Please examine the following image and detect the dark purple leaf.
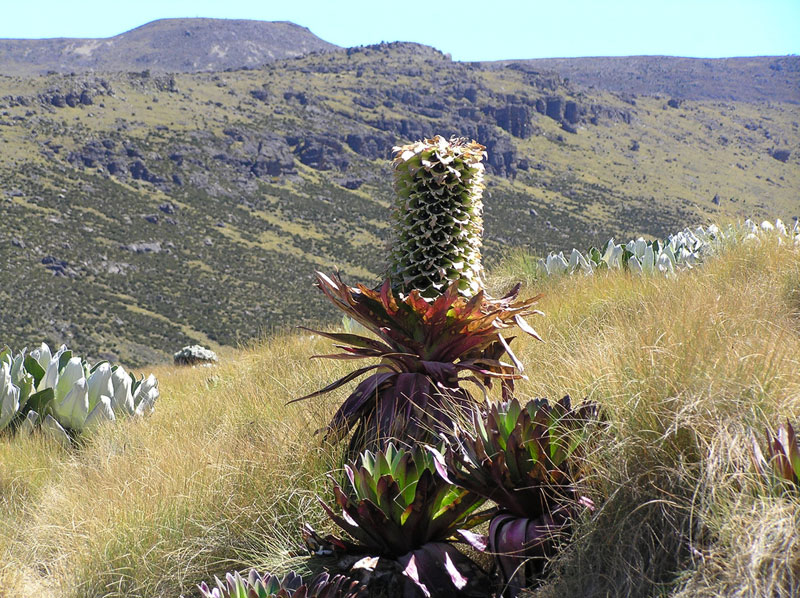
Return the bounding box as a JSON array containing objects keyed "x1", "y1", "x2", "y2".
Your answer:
[
  {"x1": 398, "y1": 542, "x2": 487, "y2": 598},
  {"x1": 298, "y1": 326, "x2": 394, "y2": 352},
  {"x1": 288, "y1": 365, "x2": 387, "y2": 404}
]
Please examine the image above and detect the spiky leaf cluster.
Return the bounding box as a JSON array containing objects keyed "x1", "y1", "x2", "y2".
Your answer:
[
  {"x1": 432, "y1": 397, "x2": 598, "y2": 597},
  {"x1": 293, "y1": 272, "x2": 542, "y2": 452},
  {"x1": 434, "y1": 396, "x2": 598, "y2": 519},
  {"x1": 197, "y1": 569, "x2": 365, "y2": 598},
  {"x1": 312, "y1": 443, "x2": 490, "y2": 597},
  {"x1": 320, "y1": 443, "x2": 486, "y2": 556},
  {"x1": 389, "y1": 136, "x2": 487, "y2": 299},
  {"x1": 538, "y1": 218, "x2": 800, "y2": 278},
  {"x1": 0, "y1": 347, "x2": 33, "y2": 430}
]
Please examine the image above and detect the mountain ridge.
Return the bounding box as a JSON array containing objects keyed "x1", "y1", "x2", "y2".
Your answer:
[
  {"x1": 489, "y1": 55, "x2": 800, "y2": 103},
  {"x1": 0, "y1": 18, "x2": 339, "y2": 76},
  {"x1": 1, "y1": 18, "x2": 797, "y2": 105}
]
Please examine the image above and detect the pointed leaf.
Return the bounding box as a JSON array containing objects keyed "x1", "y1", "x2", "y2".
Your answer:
[
  {"x1": 23, "y1": 355, "x2": 45, "y2": 386},
  {"x1": 287, "y1": 365, "x2": 386, "y2": 404}
]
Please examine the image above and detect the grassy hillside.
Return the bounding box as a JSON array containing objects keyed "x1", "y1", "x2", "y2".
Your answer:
[
  {"x1": 1, "y1": 44, "x2": 798, "y2": 365},
  {"x1": 0, "y1": 238, "x2": 798, "y2": 597}
]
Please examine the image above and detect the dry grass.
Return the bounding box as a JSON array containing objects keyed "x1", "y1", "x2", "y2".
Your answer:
[
  {"x1": 491, "y1": 239, "x2": 800, "y2": 597},
  {"x1": 2, "y1": 239, "x2": 799, "y2": 597},
  {"x1": 0, "y1": 332, "x2": 353, "y2": 597}
]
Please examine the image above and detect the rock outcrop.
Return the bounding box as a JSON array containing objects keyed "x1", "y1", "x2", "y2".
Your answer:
[{"x1": 173, "y1": 345, "x2": 218, "y2": 366}]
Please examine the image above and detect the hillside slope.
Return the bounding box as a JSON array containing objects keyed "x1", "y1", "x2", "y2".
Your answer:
[
  {"x1": 0, "y1": 43, "x2": 798, "y2": 365},
  {"x1": 0, "y1": 18, "x2": 338, "y2": 76},
  {"x1": 1, "y1": 240, "x2": 797, "y2": 597}
]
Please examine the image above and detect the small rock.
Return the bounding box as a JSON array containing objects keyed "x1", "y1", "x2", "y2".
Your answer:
[
  {"x1": 173, "y1": 345, "x2": 218, "y2": 366},
  {"x1": 561, "y1": 121, "x2": 578, "y2": 134},
  {"x1": 337, "y1": 177, "x2": 364, "y2": 190},
  {"x1": 250, "y1": 88, "x2": 270, "y2": 102},
  {"x1": 41, "y1": 255, "x2": 75, "y2": 277},
  {"x1": 771, "y1": 149, "x2": 791, "y2": 163},
  {"x1": 545, "y1": 96, "x2": 564, "y2": 120},
  {"x1": 64, "y1": 92, "x2": 80, "y2": 108},
  {"x1": 564, "y1": 101, "x2": 580, "y2": 124},
  {"x1": 121, "y1": 241, "x2": 162, "y2": 254},
  {"x1": 129, "y1": 160, "x2": 164, "y2": 183},
  {"x1": 494, "y1": 103, "x2": 532, "y2": 138}
]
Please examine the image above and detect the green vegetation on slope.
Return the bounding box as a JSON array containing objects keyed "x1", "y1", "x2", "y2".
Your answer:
[
  {"x1": 0, "y1": 238, "x2": 797, "y2": 597},
  {"x1": 1, "y1": 44, "x2": 798, "y2": 364}
]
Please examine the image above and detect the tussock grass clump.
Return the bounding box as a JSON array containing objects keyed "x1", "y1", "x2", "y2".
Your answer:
[
  {"x1": 491, "y1": 240, "x2": 800, "y2": 597},
  {"x1": 0, "y1": 240, "x2": 798, "y2": 597}
]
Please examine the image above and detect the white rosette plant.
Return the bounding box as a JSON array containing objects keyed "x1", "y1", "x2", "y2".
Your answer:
[
  {"x1": 0, "y1": 343, "x2": 159, "y2": 445},
  {"x1": 537, "y1": 218, "x2": 799, "y2": 278},
  {"x1": 0, "y1": 361, "x2": 21, "y2": 431},
  {"x1": 0, "y1": 347, "x2": 35, "y2": 431}
]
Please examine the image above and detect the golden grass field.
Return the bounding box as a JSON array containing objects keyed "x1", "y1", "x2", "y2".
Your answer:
[{"x1": 1, "y1": 238, "x2": 799, "y2": 597}]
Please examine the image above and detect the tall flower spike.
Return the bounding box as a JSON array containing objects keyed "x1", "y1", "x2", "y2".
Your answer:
[{"x1": 390, "y1": 136, "x2": 487, "y2": 299}]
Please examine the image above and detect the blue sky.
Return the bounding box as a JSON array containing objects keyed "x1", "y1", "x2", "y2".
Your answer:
[{"x1": 1, "y1": 0, "x2": 798, "y2": 61}]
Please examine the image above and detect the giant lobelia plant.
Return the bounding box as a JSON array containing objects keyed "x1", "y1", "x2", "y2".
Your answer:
[
  {"x1": 292, "y1": 274, "x2": 542, "y2": 454},
  {"x1": 389, "y1": 136, "x2": 486, "y2": 299},
  {"x1": 292, "y1": 137, "x2": 543, "y2": 454},
  {"x1": 306, "y1": 443, "x2": 490, "y2": 597},
  {"x1": 431, "y1": 397, "x2": 598, "y2": 597}
]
